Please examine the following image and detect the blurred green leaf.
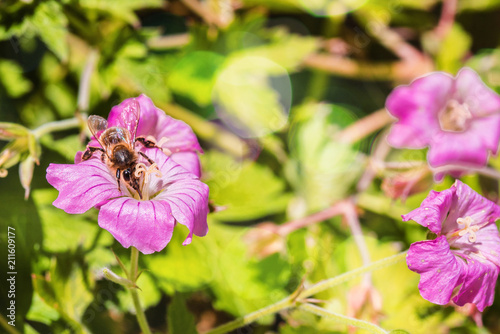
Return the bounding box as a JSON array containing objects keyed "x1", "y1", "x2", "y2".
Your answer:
[
  {"x1": 26, "y1": 292, "x2": 60, "y2": 325},
  {"x1": 31, "y1": 1, "x2": 69, "y2": 61},
  {"x1": 167, "y1": 293, "x2": 198, "y2": 334},
  {"x1": 40, "y1": 134, "x2": 84, "y2": 162},
  {"x1": 167, "y1": 51, "x2": 225, "y2": 106},
  {"x1": 32, "y1": 189, "x2": 113, "y2": 253},
  {"x1": 286, "y1": 103, "x2": 362, "y2": 212},
  {"x1": 458, "y1": 0, "x2": 500, "y2": 11},
  {"x1": 146, "y1": 227, "x2": 213, "y2": 293},
  {"x1": 213, "y1": 55, "x2": 290, "y2": 137},
  {"x1": 208, "y1": 223, "x2": 291, "y2": 318},
  {"x1": 80, "y1": 0, "x2": 163, "y2": 24},
  {"x1": 202, "y1": 151, "x2": 291, "y2": 222},
  {"x1": 434, "y1": 24, "x2": 472, "y2": 73},
  {"x1": 0, "y1": 60, "x2": 32, "y2": 97}
]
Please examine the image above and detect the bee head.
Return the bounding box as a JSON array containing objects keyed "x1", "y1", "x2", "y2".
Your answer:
[{"x1": 123, "y1": 168, "x2": 132, "y2": 181}]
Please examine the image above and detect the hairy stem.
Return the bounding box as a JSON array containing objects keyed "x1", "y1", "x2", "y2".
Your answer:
[
  {"x1": 32, "y1": 118, "x2": 82, "y2": 139},
  {"x1": 300, "y1": 303, "x2": 388, "y2": 334},
  {"x1": 129, "y1": 247, "x2": 152, "y2": 334}
]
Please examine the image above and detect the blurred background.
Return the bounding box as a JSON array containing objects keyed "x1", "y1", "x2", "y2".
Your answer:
[{"x1": 1, "y1": 0, "x2": 500, "y2": 333}]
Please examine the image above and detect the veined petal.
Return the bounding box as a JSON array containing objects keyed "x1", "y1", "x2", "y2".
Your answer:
[
  {"x1": 452, "y1": 254, "x2": 499, "y2": 312},
  {"x1": 402, "y1": 188, "x2": 454, "y2": 234},
  {"x1": 442, "y1": 180, "x2": 500, "y2": 235},
  {"x1": 141, "y1": 148, "x2": 209, "y2": 245},
  {"x1": 46, "y1": 158, "x2": 121, "y2": 214},
  {"x1": 98, "y1": 197, "x2": 175, "y2": 254},
  {"x1": 407, "y1": 236, "x2": 465, "y2": 305}
]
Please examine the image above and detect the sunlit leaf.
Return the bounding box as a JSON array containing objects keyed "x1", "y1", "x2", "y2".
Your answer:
[
  {"x1": 31, "y1": 189, "x2": 113, "y2": 253},
  {"x1": 0, "y1": 60, "x2": 32, "y2": 97},
  {"x1": 202, "y1": 151, "x2": 291, "y2": 222}
]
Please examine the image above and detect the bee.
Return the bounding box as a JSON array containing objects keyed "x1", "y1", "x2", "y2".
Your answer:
[{"x1": 81, "y1": 100, "x2": 159, "y2": 199}]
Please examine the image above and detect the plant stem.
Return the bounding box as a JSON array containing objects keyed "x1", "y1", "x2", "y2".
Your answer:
[
  {"x1": 298, "y1": 251, "x2": 407, "y2": 299},
  {"x1": 129, "y1": 247, "x2": 152, "y2": 334},
  {"x1": 337, "y1": 109, "x2": 393, "y2": 144},
  {"x1": 204, "y1": 251, "x2": 408, "y2": 334},
  {"x1": 204, "y1": 297, "x2": 294, "y2": 334},
  {"x1": 299, "y1": 303, "x2": 388, "y2": 334},
  {"x1": 32, "y1": 117, "x2": 82, "y2": 139}
]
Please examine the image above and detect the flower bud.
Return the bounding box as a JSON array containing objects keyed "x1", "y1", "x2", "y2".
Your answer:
[
  {"x1": 102, "y1": 268, "x2": 139, "y2": 289},
  {"x1": 381, "y1": 165, "x2": 433, "y2": 202},
  {"x1": 0, "y1": 122, "x2": 30, "y2": 140}
]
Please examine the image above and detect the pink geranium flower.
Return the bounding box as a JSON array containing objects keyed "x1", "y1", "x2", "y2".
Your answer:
[
  {"x1": 386, "y1": 68, "x2": 500, "y2": 178},
  {"x1": 85, "y1": 94, "x2": 203, "y2": 177},
  {"x1": 47, "y1": 147, "x2": 209, "y2": 254},
  {"x1": 404, "y1": 180, "x2": 500, "y2": 311},
  {"x1": 47, "y1": 96, "x2": 209, "y2": 254}
]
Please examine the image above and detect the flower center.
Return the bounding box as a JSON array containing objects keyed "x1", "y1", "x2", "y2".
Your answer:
[
  {"x1": 438, "y1": 100, "x2": 472, "y2": 132},
  {"x1": 451, "y1": 216, "x2": 480, "y2": 243},
  {"x1": 135, "y1": 162, "x2": 162, "y2": 200}
]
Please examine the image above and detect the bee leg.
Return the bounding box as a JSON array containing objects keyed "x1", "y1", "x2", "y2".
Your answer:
[
  {"x1": 82, "y1": 147, "x2": 105, "y2": 161},
  {"x1": 135, "y1": 136, "x2": 159, "y2": 149},
  {"x1": 138, "y1": 151, "x2": 155, "y2": 165},
  {"x1": 116, "y1": 169, "x2": 121, "y2": 192}
]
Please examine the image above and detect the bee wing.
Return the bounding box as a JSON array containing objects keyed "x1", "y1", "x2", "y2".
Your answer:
[
  {"x1": 87, "y1": 115, "x2": 108, "y2": 145},
  {"x1": 118, "y1": 99, "x2": 140, "y2": 143}
]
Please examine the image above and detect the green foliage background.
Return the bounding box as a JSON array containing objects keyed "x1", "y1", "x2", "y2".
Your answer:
[{"x1": 1, "y1": 0, "x2": 500, "y2": 333}]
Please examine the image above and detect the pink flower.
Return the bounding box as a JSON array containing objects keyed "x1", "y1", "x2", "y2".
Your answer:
[
  {"x1": 85, "y1": 94, "x2": 203, "y2": 177},
  {"x1": 47, "y1": 96, "x2": 209, "y2": 254},
  {"x1": 47, "y1": 148, "x2": 209, "y2": 254},
  {"x1": 386, "y1": 68, "x2": 500, "y2": 178},
  {"x1": 404, "y1": 180, "x2": 500, "y2": 311}
]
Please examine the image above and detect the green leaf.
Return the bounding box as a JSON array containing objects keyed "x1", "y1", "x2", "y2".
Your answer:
[
  {"x1": 286, "y1": 103, "x2": 362, "y2": 212},
  {"x1": 213, "y1": 55, "x2": 290, "y2": 137},
  {"x1": 31, "y1": 1, "x2": 69, "y2": 61},
  {"x1": 80, "y1": 0, "x2": 163, "y2": 24},
  {"x1": 31, "y1": 189, "x2": 113, "y2": 253},
  {"x1": 0, "y1": 60, "x2": 33, "y2": 97},
  {"x1": 201, "y1": 151, "x2": 291, "y2": 222},
  {"x1": 208, "y1": 223, "x2": 291, "y2": 318},
  {"x1": 231, "y1": 30, "x2": 319, "y2": 71},
  {"x1": 145, "y1": 227, "x2": 213, "y2": 293},
  {"x1": 434, "y1": 23, "x2": 472, "y2": 73},
  {"x1": 167, "y1": 51, "x2": 225, "y2": 106},
  {"x1": 26, "y1": 292, "x2": 60, "y2": 325},
  {"x1": 167, "y1": 293, "x2": 198, "y2": 334},
  {"x1": 40, "y1": 134, "x2": 85, "y2": 162},
  {"x1": 458, "y1": 0, "x2": 500, "y2": 11}
]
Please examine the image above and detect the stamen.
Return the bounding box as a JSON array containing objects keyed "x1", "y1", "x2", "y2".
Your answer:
[
  {"x1": 439, "y1": 100, "x2": 472, "y2": 132},
  {"x1": 157, "y1": 137, "x2": 172, "y2": 155},
  {"x1": 456, "y1": 216, "x2": 480, "y2": 243}
]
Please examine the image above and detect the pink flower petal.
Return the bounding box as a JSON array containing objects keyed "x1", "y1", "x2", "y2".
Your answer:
[
  {"x1": 386, "y1": 72, "x2": 453, "y2": 148},
  {"x1": 452, "y1": 254, "x2": 499, "y2": 312},
  {"x1": 455, "y1": 68, "x2": 500, "y2": 116},
  {"x1": 442, "y1": 180, "x2": 500, "y2": 235},
  {"x1": 170, "y1": 151, "x2": 201, "y2": 177},
  {"x1": 98, "y1": 198, "x2": 175, "y2": 254},
  {"x1": 402, "y1": 188, "x2": 454, "y2": 235},
  {"x1": 46, "y1": 158, "x2": 122, "y2": 214},
  {"x1": 407, "y1": 236, "x2": 466, "y2": 306},
  {"x1": 427, "y1": 131, "x2": 489, "y2": 167}
]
